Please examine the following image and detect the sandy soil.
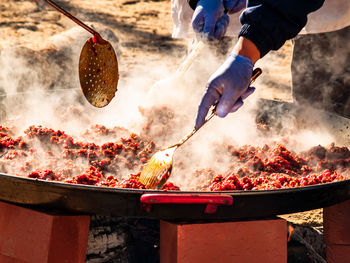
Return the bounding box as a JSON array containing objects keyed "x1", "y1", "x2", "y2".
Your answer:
[
  {"x1": 1, "y1": 0, "x2": 292, "y2": 98},
  {"x1": 1, "y1": 0, "x2": 321, "y2": 227},
  {"x1": 1, "y1": 0, "x2": 187, "y2": 77}
]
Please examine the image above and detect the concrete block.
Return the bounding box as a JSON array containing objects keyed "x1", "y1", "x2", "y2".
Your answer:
[
  {"x1": 160, "y1": 218, "x2": 287, "y2": 263},
  {"x1": 0, "y1": 201, "x2": 90, "y2": 263},
  {"x1": 324, "y1": 200, "x2": 350, "y2": 245},
  {"x1": 326, "y1": 244, "x2": 350, "y2": 263}
]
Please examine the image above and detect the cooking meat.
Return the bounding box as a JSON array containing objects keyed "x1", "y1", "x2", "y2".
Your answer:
[{"x1": 0, "y1": 125, "x2": 348, "y2": 191}]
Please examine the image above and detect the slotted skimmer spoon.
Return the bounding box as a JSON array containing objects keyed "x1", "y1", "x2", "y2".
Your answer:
[
  {"x1": 42, "y1": 0, "x2": 119, "y2": 108},
  {"x1": 139, "y1": 68, "x2": 262, "y2": 189}
]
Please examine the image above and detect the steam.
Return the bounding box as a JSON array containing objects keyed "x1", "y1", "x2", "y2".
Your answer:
[{"x1": 0, "y1": 24, "x2": 345, "y2": 190}]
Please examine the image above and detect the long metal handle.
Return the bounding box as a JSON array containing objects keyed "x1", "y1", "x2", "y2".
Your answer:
[
  {"x1": 43, "y1": 0, "x2": 99, "y2": 37},
  {"x1": 169, "y1": 67, "x2": 262, "y2": 149}
]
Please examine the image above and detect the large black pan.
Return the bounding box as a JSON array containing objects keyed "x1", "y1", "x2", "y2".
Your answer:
[{"x1": 1, "y1": 173, "x2": 350, "y2": 222}]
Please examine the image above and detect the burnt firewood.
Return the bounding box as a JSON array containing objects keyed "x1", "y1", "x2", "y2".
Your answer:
[{"x1": 86, "y1": 216, "x2": 159, "y2": 263}]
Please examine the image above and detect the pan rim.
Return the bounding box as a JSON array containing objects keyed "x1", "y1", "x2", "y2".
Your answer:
[{"x1": 1, "y1": 172, "x2": 349, "y2": 196}]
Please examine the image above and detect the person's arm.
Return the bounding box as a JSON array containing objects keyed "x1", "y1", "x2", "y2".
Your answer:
[
  {"x1": 232, "y1": 36, "x2": 260, "y2": 63},
  {"x1": 195, "y1": 0, "x2": 325, "y2": 129},
  {"x1": 189, "y1": 0, "x2": 246, "y2": 40},
  {"x1": 195, "y1": 41, "x2": 255, "y2": 129},
  {"x1": 239, "y1": 0, "x2": 325, "y2": 57},
  {"x1": 188, "y1": 0, "x2": 246, "y2": 13}
]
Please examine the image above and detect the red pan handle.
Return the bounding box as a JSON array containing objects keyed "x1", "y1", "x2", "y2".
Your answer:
[{"x1": 140, "y1": 194, "x2": 233, "y2": 214}]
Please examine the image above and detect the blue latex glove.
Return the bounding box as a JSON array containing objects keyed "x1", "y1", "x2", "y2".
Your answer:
[
  {"x1": 191, "y1": 0, "x2": 229, "y2": 40},
  {"x1": 223, "y1": 0, "x2": 246, "y2": 14},
  {"x1": 195, "y1": 54, "x2": 254, "y2": 129}
]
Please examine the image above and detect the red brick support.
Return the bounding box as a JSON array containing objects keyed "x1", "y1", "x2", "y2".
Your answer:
[
  {"x1": 160, "y1": 218, "x2": 287, "y2": 263},
  {"x1": 0, "y1": 201, "x2": 90, "y2": 263},
  {"x1": 324, "y1": 199, "x2": 350, "y2": 263}
]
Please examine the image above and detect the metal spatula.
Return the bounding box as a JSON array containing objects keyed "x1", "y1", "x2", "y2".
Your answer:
[
  {"x1": 139, "y1": 68, "x2": 262, "y2": 189},
  {"x1": 42, "y1": 0, "x2": 119, "y2": 108}
]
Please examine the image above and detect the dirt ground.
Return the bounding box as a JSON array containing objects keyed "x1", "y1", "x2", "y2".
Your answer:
[
  {"x1": 1, "y1": 0, "x2": 322, "y2": 227},
  {"x1": 1, "y1": 0, "x2": 186, "y2": 77},
  {"x1": 0, "y1": 0, "x2": 293, "y2": 98}
]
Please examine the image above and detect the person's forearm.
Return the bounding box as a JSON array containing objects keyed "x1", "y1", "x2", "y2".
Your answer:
[
  {"x1": 232, "y1": 37, "x2": 260, "y2": 64},
  {"x1": 239, "y1": 0, "x2": 325, "y2": 57}
]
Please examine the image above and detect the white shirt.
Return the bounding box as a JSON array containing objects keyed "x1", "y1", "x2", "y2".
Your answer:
[{"x1": 171, "y1": 0, "x2": 350, "y2": 38}]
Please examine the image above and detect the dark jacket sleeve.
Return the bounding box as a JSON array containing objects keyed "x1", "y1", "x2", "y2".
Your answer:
[
  {"x1": 188, "y1": 0, "x2": 199, "y2": 11},
  {"x1": 239, "y1": 0, "x2": 325, "y2": 57}
]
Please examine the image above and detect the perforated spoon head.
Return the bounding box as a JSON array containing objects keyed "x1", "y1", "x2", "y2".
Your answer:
[{"x1": 79, "y1": 36, "x2": 119, "y2": 108}]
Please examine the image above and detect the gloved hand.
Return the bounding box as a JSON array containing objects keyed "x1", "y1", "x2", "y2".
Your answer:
[
  {"x1": 191, "y1": 0, "x2": 229, "y2": 40},
  {"x1": 223, "y1": 0, "x2": 246, "y2": 14},
  {"x1": 195, "y1": 54, "x2": 254, "y2": 129}
]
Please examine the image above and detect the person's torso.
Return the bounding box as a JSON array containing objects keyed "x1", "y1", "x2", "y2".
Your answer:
[{"x1": 301, "y1": 0, "x2": 350, "y2": 34}]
